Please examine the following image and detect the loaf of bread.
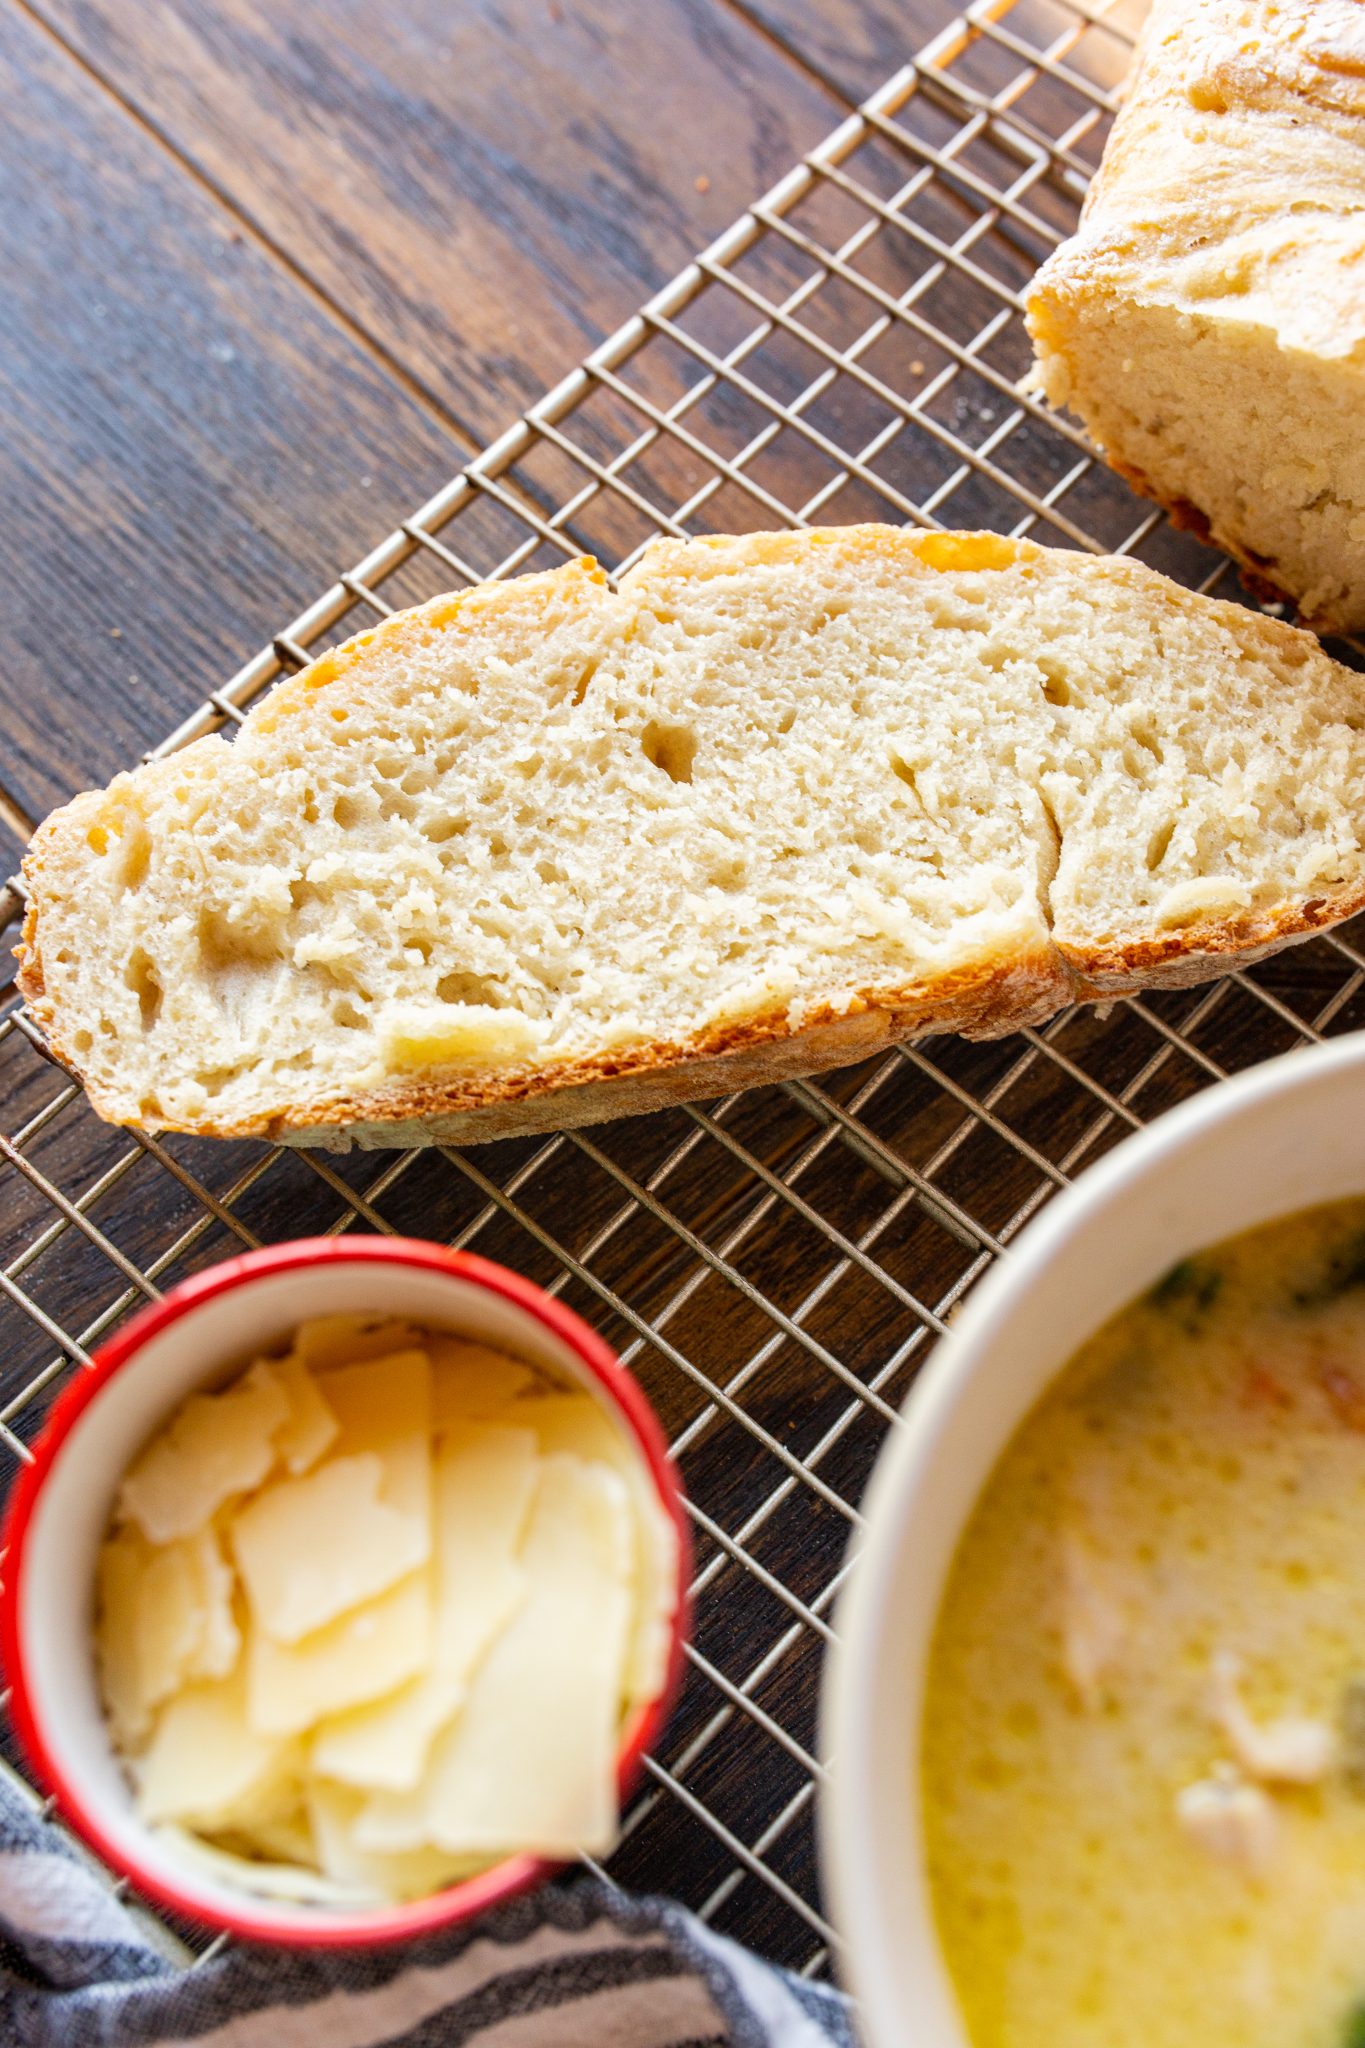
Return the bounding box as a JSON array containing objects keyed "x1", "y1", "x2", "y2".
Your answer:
[
  {"x1": 18, "y1": 526, "x2": 1365, "y2": 1150},
  {"x1": 1025, "y1": 0, "x2": 1365, "y2": 634}
]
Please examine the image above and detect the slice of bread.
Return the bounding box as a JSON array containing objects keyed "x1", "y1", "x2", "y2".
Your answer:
[
  {"x1": 18, "y1": 526, "x2": 1365, "y2": 1150},
  {"x1": 1025, "y1": 0, "x2": 1365, "y2": 634}
]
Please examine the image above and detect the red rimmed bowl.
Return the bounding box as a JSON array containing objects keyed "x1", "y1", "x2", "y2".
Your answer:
[{"x1": 0, "y1": 1237, "x2": 690, "y2": 1946}]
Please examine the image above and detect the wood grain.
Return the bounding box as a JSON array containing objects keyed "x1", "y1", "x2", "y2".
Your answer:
[
  {"x1": 32, "y1": 0, "x2": 844, "y2": 446},
  {"x1": 737, "y1": 0, "x2": 961, "y2": 105},
  {"x1": 0, "y1": 2, "x2": 470, "y2": 824}
]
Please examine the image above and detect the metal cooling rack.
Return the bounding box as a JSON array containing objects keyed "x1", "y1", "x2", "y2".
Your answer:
[{"x1": 4, "y1": 0, "x2": 1365, "y2": 1978}]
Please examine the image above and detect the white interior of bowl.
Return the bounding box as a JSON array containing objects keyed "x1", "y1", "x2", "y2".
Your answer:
[
  {"x1": 822, "y1": 1034, "x2": 1365, "y2": 2048},
  {"x1": 18, "y1": 1259, "x2": 631, "y2": 1933}
]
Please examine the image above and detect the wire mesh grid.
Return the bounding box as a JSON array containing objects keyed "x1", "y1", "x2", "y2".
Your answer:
[{"x1": 4, "y1": 0, "x2": 1365, "y2": 1977}]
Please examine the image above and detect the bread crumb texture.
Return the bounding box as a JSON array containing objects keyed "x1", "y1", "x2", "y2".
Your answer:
[
  {"x1": 1025, "y1": 0, "x2": 1365, "y2": 633},
  {"x1": 18, "y1": 526, "x2": 1365, "y2": 1147}
]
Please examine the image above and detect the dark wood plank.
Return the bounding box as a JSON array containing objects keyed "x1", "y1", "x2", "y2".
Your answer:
[
  {"x1": 32, "y1": 0, "x2": 845, "y2": 446},
  {"x1": 0, "y1": 2, "x2": 470, "y2": 825},
  {"x1": 738, "y1": 0, "x2": 963, "y2": 106}
]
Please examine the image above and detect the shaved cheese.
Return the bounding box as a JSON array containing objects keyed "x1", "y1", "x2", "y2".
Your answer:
[
  {"x1": 139, "y1": 1524, "x2": 240, "y2": 1704},
  {"x1": 225, "y1": 1806, "x2": 316, "y2": 1868},
  {"x1": 98, "y1": 1319, "x2": 674, "y2": 1911},
  {"x1": 429, "y1": 1337, "x2": 534, "y2": 1428},
  {"x1": 316, "y1": 1347, "x2": 434, "y2": 1533},
  {"x1": 318, "y1": 1347, "x2": 431, "y2": 1449},
  {"x1": 154, "y1": 1824, "x2": 375, "y2": 1907},
  {"x1": 136, "y1": 1541, "x2": 203, "y2": 1712},
  {"x1": 96, "y1": 1531, "x2": 152, "y2": 1749},
  {"x1": 97, "y1": 1525, "x2": 240, "y2": 1749},
  {"x1": 119, "y1": 1361, "x2": 290, "y2": 1542},
  {"x1": 269, "y1": 1355, "x2": 339, "y2": 1474},
  {"x1": 507, "y1": 1393, "x2": 679, "y2": 1703},
  {"x1": 187, "y1": 1525, "x2": 241, "y2": 1682},
  {"x1": 357, "y1": 1455, "x2": 632, "y2": 1857},
  {"x1": 247, "y1": 1571, "x2": 431, "y2": 1738},
  {"x1": 291, "y1": 1314, "x2": 423, "y2": 1373},
  {"x1": 231, "y1": 1452, "x2": 429, "y2": 1643},
  {"x1": 311, "y1": 1424, "x2": 537, "y2": 1791},
  {"x1": 137, "y1": 1670, "x2": 297, "y2": 1829},
  {"x1": 306, "y1": 1780, "x2": 489, "y2": 1902}
]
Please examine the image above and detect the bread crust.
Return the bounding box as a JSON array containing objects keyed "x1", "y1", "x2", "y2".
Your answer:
[{"x1": 18, "y1": 524, "x2": 1365, "y2": 1151}]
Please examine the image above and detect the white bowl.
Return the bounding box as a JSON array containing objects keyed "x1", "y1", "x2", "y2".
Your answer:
[
  {"x1": 0, "y1": 1238, "x2": 688, "y2": 1946},
  {"x1": 821, "y1": 1032, "x2": 1365, "y2": 2047}
]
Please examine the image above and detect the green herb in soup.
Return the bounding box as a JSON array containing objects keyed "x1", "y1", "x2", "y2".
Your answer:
[{"x1": 922, "y1": 1195, "x2": 1365, "y2": 2048}]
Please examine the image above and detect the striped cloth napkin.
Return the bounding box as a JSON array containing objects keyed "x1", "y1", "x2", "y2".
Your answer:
[{"x1": 0, "y1": 1780, "x2": 854, "y2": 2047}]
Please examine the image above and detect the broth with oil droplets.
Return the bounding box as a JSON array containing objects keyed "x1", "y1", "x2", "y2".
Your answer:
[{"x1": 923, "y1": 1196, "x2": 1365, "y2": 2048}]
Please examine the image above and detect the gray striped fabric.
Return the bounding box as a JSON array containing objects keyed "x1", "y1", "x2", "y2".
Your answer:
[{"x1": 0, "y1": 1785, "x2": 854, "y2": 2047}]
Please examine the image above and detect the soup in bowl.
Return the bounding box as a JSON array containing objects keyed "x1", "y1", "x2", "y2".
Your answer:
[{"x1": 822, "y1": 1033, "x2": 1365, "y2": 2048}]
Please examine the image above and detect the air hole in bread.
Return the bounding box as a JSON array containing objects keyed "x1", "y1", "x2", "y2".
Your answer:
[
  {"x1": 437, "y1": 970, "x2": 506, "y2": 1008},
  {"x1": 332, "y1": 998, "x2": 366, "y2": 1029},
  {"x1": 709, "y1": 856, "x2": 747, "y2": 892},
  {"x1": 196, "y1": 907, "x2": 285, "y2": 977},
  {"x1": 199, "y1": 1065, "x2": 245, "y2": 1098},
  {"x1": 333, "y1": 793, "x2": 368, "y2": 831},
  {"x1": 406, "y1": 936, "x2": 435, "y2": 965},
  {"x1": 775, "y1": 706, "x2": 797, "y2": 736},
  {"x1": 567, "y1": 657, "x2": 599, "y2": 705},
  {"x1": 887, "y1": 749, "x2": 920, "y2": 796},
  {"x1": 641, "y1": 721, "x2": 697, "y2": 785},
  {"x1": 117, "y1": 823, "x2": 151, "y2": 893},
  {"x1": 1147, "y1": 818, "x2": 1176, "y2": 872},
  {"x1": 1039, "y1": 661, "x2": 1072, "y2": 707},
  {"x1": 421, "y1": 814, "x2": 468, "y2": 844},
  {"x1": 124, "y1": 949, "x2": 162, "y2": 1032}
]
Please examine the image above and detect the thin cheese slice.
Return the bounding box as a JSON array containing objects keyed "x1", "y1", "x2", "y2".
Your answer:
[
  {"x1": 291, "y1": 1315, "x2": 424, "y2": 1373},
  {"x1": 139, "y1": 1524, "x2": 240, "y2": 1703},
  {"x1": 246, "y1": 1570, "x2": 431, "y2": 1738},
  {"x1": 506, "y1": 1393, "x2": 679, "y2": 1704},
  {"x1": 96, "y1": 1530, "x2": 152, "y2": 1749},
  {"x1": 154, "y1": 1825, "x2": 374, "y2": 1907},
  {"x1": 317, "y1": 1347, "x2": 434, "y2": 1531},
  {"x1": 137, "y1": 1669, "x2": 297, "y2": 1829},
  {"x1": 429, "y1": 1337, "x2": 534, "y2": 1429},
  {"x1": 269, "y1": 1355, "x2": 339, "y2": 1474},
  {"x1": 135, "y1": 1540, "x2": 204, "y2": 1713},
  {"x1": 230, "y1": 1452, "x2": 429, "y2": 1643},
  {"x1": 119, "y1": 1360, "x2": 290, "y2": 1543},
  {"x1": 97, "y1": 1525, "x2": 240, "y2": 1748},
  {"x1": 356, "y1": 1455, "x2": 632, "y2": 1857},
  {"x1": 317, "y1": 1347, "x2": 431, "y2": 1449},
  {"x1": 306, "y1": 1780, "x2": 490, "y2": 1902},
  {"x1": 186, "y1": 1525, "x2": 241, "y2": 1682},
  {"x1": 225, "y1": 1805, "x2": 316, "y2": 1867},
  {"x1": 310, "y1": 1423, "x2": 537, "y2": 1791}
]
